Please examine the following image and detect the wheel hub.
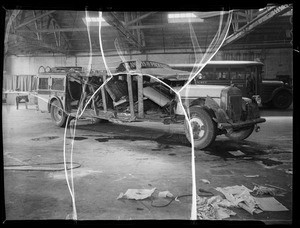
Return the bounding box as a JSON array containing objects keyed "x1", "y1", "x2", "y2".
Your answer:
[
  {"x1": 190, "y1": 117, "x2": 205, "y2": 139},
  {"x1": 54, "y1": 106, "x2": 62, "y2": 122}
]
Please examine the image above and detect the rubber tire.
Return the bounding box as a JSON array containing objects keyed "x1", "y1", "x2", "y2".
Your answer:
[
  {"x1": 184, "y1": 107, "x2": 216, "y2": 149},
  {"x1": 272, "y1": 91, "x2": 292, "y2": 109},
  {"x1": 50, "y1": 99, "x2": 68, "y2": 127},
  {"x1": 225, "y1": 125, "x2": 254, "y2": 141}
]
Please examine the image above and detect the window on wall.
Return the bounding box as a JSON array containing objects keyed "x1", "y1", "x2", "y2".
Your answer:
[
  {"x1": 168, "y1": 12, "x2": 204, "y2": 23},
  {"x1": 51, "y1": 78, "x2": 64, "y2": 91},
  {"x1": 38, "y1": 78, "x2": 48, "y2": 90}
]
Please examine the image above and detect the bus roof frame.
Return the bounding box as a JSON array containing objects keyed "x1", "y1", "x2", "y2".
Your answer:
[{"x1": 169, "y1": 60, "x2": 264, "y2": 67}]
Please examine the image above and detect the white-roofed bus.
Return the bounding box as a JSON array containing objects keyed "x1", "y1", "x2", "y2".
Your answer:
[{"x1": 169, "y1": 60, "x2": 292, "y2": 109}]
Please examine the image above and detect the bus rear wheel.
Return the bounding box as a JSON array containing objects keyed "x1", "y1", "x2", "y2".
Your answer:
[
  {"x1": 272, "y1": 91, "x2": 292, "y2": 109},
  {"x1": 51, "y1": 99, "x2": 68, "y2": 127}
]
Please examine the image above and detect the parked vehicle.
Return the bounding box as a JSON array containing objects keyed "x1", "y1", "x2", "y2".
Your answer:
[
  {"x1": 37, "y1": 60, "x2": 266, "y2": 149},
  {"x1": 170, "y1": 61, "x2": 292, "y2": 109},
  {"x1": 260, "y1": 80, "x2": 293, "y2": 109}
]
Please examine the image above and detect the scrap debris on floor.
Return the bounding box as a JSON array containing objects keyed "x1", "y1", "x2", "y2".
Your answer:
[
  {"x1": 197, "y1": 184, "x2": 289, "y2": 220},
  {"x1": 116, "y1": 183, "x2": 289, "y2": 220}
]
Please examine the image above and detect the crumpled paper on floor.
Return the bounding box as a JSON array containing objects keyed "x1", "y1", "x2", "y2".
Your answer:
[
  {"x1": 215, "y1": 185, "x2": 262, "y2": 214},
  {"x1": 117, "y1": 188, "x2": 156, "y2": 200},
  {"x1": 158, "y1": 191, "x2": 173, "y2": 198},
  {"x1": 197, "y1": 195, "x2": 236, "y2": 220},
  {"x1": 252, "y1": 185, "x2": 277, "y2": 196},
  {"x1": 200, "y1": 179, "x2": 211, "y2": 184}
]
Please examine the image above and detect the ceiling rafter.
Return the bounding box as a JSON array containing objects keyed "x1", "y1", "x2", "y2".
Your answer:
[
  {"x1": 47, "y1": 14, "x2": 72, "y2": 49},
  {"x1": 32, "y1": 11, "x2": 41, "y2": 40},
  {"x1": 8, "y1": 33, "x2": 69, "y2": 54},
  {"x1": 14, "y1": 10, "x2": 56, "y2": 30},
  {"x1": 224, "y1": 4, "x2": 292, "y2": 47},
  {"x1": 4, "y1": 10, "x2": 21, "y2": 55},
  {"x1": 124, "y1": 11, "x2": 157, "y2": 27},
  {"x1": 102, "y1": 12, "x2": 144, "y2": 51}
]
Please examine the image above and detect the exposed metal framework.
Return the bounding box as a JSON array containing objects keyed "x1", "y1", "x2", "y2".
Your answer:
[
  {"x1": 14, "y1": 10, "x2": 56, "y2": 30},
  {"x1": 5, "y1": 7, "x2": 293, "y2": 55},
  {"x1": 224, "y1": 4, "x2": 293, "y2": 46},
  {"x1": 102, "y1": 12, "x2": 144, "y2": 50},
  {"x1": 124, "y1": 12, "x2": 157, "y2": 27}
]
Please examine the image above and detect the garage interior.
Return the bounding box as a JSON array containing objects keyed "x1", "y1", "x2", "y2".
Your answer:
[{"x1": 2, "y1": 3, "x2": 293, "y2": 223}]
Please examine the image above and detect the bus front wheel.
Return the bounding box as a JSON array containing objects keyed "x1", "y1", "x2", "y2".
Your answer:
[
  {"x1": 184, "y1": 107, "x2": 217, "y2": 149},
  {"x1": 50, "y1": 99, "x2": 68, "y2": 127}
]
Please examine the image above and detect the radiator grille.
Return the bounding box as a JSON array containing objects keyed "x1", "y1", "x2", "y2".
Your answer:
[{"x1": 229, "y1": 95, "x2": 242, "y2": 122}]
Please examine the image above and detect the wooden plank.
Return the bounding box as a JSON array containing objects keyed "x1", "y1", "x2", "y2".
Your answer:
[
  {"x1": 89, "y1": 85, "x2": 98, "y2": 116},
  {"x1": 126, "y1": 73, "x2": 135, "y2": 118},
  {"x1": 136, "y1": 60, "x2": 144, "y2": 118},
  {"x1": 101, "y1": 74, "x2": 107, "y2": 112}
]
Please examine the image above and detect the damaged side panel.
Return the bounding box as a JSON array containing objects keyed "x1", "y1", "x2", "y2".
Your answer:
[{"x1": 65, "y1": 72, "x2": 176, "y2": 123}]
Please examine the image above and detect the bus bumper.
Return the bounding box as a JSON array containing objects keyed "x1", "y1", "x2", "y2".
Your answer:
[{"x1": 218, "y1": 117, "x2": 266, "y2": 130}]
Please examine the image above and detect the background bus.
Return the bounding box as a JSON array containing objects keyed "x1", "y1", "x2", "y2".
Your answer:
[
  {"x1": 169, "y1": 60, "x2": 263, "y2": 99},
  {"x1": 170, "y1": 61, "x2": 292, "y2": 109}
]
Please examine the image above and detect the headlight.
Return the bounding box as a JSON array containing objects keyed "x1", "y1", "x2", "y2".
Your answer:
[{"x1": 252, "y1": 95, "x2": 262, "y2": 106}]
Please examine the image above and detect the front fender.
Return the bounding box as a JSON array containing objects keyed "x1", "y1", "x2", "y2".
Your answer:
[{"x1": 48, "y1": 96, "x2": 64, "y2": 113}]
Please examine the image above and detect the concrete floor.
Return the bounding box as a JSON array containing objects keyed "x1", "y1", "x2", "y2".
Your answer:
[{"x1": 2, "y1": 103, "x2": 293, "y2": 222}]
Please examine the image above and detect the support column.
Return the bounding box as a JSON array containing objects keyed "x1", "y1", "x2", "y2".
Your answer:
[
  {"x1": 126, "y1": 63, "x2": 135, "y2": 117},
  {"x1": 136, "y1": 59, "x2": 144, "y2": 118},
  {"x1": 101, "y1": 74, "x2": 107, "y2": 112}
]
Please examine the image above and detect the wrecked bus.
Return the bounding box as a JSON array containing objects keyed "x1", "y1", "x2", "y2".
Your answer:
[{"x1": 36, "y1": 60, "x2": 266, "y2": 149}]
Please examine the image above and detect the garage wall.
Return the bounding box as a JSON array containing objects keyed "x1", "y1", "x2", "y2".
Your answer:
[
  {"x1": 4, "y1": 48, "x2": 293, "y2": 81},
  {"x1": 4, "y1": 55, "x2": 68, "y2": 75}
]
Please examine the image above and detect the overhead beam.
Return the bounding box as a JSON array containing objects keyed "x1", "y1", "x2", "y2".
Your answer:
[
  {"x1": 102, "y1": 12, "x2": 144, "y2": 50},
  {"x1": 15, "y1": 24, "x2": 169, "y2": 33},
  {"x1": 16, "y1": 27, "x2": 88, "y2": 33},
  {"x1": 32, "y1": 11, "x2": 41, "y2": 40},
  {"x1": 125, "y1": 11, "x2": 157, "y2": 27},
  {"x1": 4, "y1": 10, "x2": 21, "y2": 55},
  {"x1": 47, "y1": 14, "x2": 72, "y2": 49},
  {"x1": 15, "y1": 10, "x2": 56, "y2": 30},
  {"x1": 7, "y1": 33, "x2": 69, "y2": 54},
  {"x1": 223, "y1": 4, "x2": 292, "y2": 47}
]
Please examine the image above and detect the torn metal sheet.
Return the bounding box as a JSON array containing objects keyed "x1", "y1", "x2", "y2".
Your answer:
[{"x1": 254, "y1": 197, "x2": 289, "y2": 211}]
